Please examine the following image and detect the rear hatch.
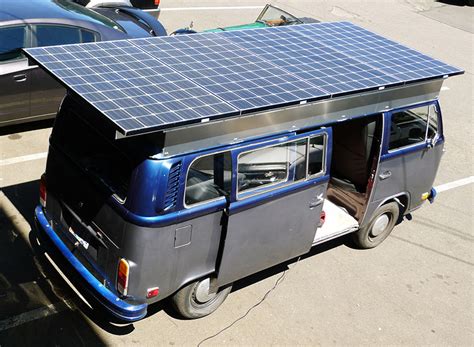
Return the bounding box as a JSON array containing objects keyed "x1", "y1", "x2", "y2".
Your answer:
[{"x1": 42, "y1": 97, "x2": 144, "y2": 290}]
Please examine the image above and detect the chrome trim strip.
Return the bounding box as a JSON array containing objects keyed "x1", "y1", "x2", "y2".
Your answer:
[{"x1": 161, "y1": 80, "x2": 443, "y2": 157}]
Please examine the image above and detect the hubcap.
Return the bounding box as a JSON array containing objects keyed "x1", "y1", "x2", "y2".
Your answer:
[
  {"x1": 194, "y1": 278, "x2": 217, "y2": 303},
  {"x1": 371, "y1": 214, "x2": 390, "y2": 237}
]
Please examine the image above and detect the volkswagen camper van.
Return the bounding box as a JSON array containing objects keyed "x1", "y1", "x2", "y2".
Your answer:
[{"x1": 27, "y1": 22, "x2": 463, "y2": 321}]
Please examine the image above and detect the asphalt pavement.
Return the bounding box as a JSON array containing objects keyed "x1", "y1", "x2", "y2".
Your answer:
[{"x1": 0, "y1": 0, "x2": 473, "y2": 346}]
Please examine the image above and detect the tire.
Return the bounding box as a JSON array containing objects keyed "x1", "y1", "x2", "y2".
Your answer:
[
  {"x1": 353, "y1": 202, "x2": 400, "y2": 249},
  {"x1": 171, "y1": 278, "x2": 232, "y2": 319}
]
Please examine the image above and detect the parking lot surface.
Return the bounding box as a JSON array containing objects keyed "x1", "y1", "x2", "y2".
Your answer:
[{"x1": 0, "y1": 0, "x2": 473, "y2": 345}]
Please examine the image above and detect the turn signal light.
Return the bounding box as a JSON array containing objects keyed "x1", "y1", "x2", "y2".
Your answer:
[
  {"x1": 146, "y1": 287, "x2": 159, "y2": 299},
  {"x1": 117, "y1": 258, "x2": 130, "y2": 296},
  {"x1": 39, "y1": 174, "x2": 47, "y2": 207},
  {"x1": 154, "y1": 0, "x2": 160, "y2": 6}
]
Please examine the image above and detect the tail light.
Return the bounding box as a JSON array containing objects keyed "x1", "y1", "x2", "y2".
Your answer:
[
  {"x1": 39, "y1": 174, "x2": 47, "y2": 207},
  {"x1": 154, "y1": 0, "x2": 160, "y2": 6},
  {"x1": 117, "y1": 258, "x2": 130, "y2": 296},
  {"x1": 319, "y1": 210, "x2": 326, "y2": 227}
]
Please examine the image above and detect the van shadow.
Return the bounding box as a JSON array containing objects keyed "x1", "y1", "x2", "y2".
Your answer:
[
  {"x1": 436, "y1": 0, "x2": 471, "y2": 6},
  {"x1": 0, "y1": 119, "x2": 54, "y2": 136},
  {"x1": 0, "y1": 180, "x2": 140, "y2": 345}
]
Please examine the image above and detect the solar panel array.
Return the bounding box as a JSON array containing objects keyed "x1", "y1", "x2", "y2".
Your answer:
[{"x1": 25, "y1": 21, "x2": 462, "y2": 136}]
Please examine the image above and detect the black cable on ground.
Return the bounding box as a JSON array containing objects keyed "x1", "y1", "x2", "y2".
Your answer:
[{"x1": 197, "y1": 262, "x2": 295, "y2": 347}]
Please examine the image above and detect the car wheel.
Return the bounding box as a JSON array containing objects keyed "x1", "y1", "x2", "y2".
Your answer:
[
  {"x1": 353, "y1": 202, "x2": 399, "y2": 249},
  {"x1": 171, "y1": 278, "x2": 232, "y2": 319}
]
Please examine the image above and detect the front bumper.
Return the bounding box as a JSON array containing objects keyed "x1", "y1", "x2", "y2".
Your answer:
[
  {"x1": 34, "y1": 205, "x2": 147, "y2": 322},
  {"x1": 428, "y1": 187, "x2": 437, "y2": 204}
]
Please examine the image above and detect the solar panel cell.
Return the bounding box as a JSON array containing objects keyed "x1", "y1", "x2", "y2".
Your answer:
[{"x1": 25, "y1": 21, "x2": 462, "y2": 136}]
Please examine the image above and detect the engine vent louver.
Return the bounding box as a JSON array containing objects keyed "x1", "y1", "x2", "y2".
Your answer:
[{"x1": 163, "y1": 161, "x2": 182, "y2": 210}]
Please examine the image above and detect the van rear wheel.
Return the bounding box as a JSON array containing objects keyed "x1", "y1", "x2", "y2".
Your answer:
[
  {"x1": 171, "y1": 278, "x2": 232, "y2": 319},
  {"x1": 353, "y1": 202, "x2": 399, "y2": 249}
]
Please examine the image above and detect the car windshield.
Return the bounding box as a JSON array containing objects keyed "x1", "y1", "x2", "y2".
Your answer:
[{"x1": 256, "y1": 5, "x2": 303, "y2": 26}]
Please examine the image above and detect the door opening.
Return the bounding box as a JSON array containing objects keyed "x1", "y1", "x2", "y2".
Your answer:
[{"x1": 326, "y1": 115, "x2": 383, "y2": 222}]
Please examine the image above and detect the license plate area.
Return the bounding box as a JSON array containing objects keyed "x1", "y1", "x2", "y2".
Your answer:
[
  {"x1": 68, "y1": 220, "x2": 98, "y2": 261},
  {"x1": 69, "y1": 225, "x2": 89, "y2": 250}
]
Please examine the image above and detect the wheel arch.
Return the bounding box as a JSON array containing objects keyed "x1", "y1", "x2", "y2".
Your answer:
[{"x1": 377, "y1": 192, "x2": 411, "y2": 224}]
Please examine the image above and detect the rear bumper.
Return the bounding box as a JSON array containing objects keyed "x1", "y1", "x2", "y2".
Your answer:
[{"x1": 34, "y1": 205, "x2": 147, "y2": 322}]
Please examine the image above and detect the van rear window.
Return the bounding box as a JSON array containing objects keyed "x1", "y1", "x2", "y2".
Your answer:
[{"x1": 51, "y1": 110, "x2": 139, "y2": 201}]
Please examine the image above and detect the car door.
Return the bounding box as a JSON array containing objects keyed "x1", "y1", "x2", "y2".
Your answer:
[
  {"x1": 29, "y1": 25, "x2": 99, "y2": 119},
  {"x1": 216, "y1": 129, "x2": 331, "y2": 286},
  {"x1": 0, "y1": 25, "x2": 31, "y2": 125},
  {"x1": 363, "y1": 101, "x2": 443, "y2": 224}
]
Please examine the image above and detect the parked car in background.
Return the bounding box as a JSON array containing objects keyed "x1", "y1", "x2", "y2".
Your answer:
[
  {"x1": 72, "y1": 0, "x2": 161, "y2": 19},
  {"x1": 172, "y1": 4, "x2": 318, "y2": 35},
  {"x1": 207, "y1": 4, "x2": 319, "y2": 32},
  {"x1": 0, "y1": 0, "x2": 166, "y2": 127}
]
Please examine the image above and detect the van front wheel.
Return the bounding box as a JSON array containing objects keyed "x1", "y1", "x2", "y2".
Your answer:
[
  {"x1": 171, "y1": 278, "x2": 232, "y2": 319},
  {"x1": 353, "y1": 202, "x2": 399, "y2": 249}
]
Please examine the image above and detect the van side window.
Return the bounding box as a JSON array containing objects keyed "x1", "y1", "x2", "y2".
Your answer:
[
  {"x1": 0, "y1": 26, "x2": 26, "y2": 62},
  {"x1": 388, "y1": 105, "x2": 429, "y2": 150},
  {"x1": 185, "y1": 152, "x2": 232, "y2": 206},
  {"x1": 308, "y1": 135, "x2": 325, "y2": 176},
  {"x1": 238, "y1": 134, "x2": 326, "y2": 195},
  {"x1": 427, "y1": 104, "x2": 439, "y2": 139},
  {"x1": 238, "y1": 142, "x2": 291, "y2": 194}
]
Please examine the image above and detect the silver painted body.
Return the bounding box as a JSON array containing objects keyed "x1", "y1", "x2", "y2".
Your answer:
[{"x1": 217, "y1": 183, "x2": 327, "y2": 286}]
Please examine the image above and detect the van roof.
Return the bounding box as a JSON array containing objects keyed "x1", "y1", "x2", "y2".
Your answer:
[{"x1": 24, "y1": 21, "x2": 463, "y2": 138}]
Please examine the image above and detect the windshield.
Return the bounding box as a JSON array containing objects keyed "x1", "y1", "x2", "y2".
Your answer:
[{"x1": 256, "y1": 5, "x2": 303, "y2": 26}]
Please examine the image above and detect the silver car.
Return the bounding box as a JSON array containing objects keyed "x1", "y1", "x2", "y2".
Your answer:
[{"x1": 0, "y1": 0, "x2": 166, "y2": 127}]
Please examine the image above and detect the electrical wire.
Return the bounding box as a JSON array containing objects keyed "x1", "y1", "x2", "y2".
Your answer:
[{"x1": 197, "y1": 257, "x2": 301, "y2": 347}]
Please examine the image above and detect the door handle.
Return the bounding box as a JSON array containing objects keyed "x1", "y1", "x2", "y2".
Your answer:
[
  {"x1": 13, "y1": 74, "x2": 27, "y2": 82},
  {"x1": 309, "y1": 194, "x2": 324, "y2": 208},
  {"x1": 379, "y1": 170, "x2": 392, "y2": 180}
]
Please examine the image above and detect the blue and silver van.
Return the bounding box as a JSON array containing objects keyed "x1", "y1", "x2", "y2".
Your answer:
[{"x1": 27, "y1": 22, "x2": 463, "y2": 321}]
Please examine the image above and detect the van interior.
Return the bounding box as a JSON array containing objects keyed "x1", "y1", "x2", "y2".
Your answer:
[{"x1": 315, "y1": 114, "x2": 382, "y2": 243}]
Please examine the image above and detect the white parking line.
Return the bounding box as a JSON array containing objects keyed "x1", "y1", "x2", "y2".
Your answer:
[
  {"x1": 441, "y1": 86, "x2": 450, "y2": 91},
  {"x1": 158, "y1": 6, "x2": 263, "y2": 12},
  {"x1": 0, "y1": 152, "x2": 47, "y2": 166},
  {"x1": 434, "y1": 176, "x2": 474, "y2": 193}
]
